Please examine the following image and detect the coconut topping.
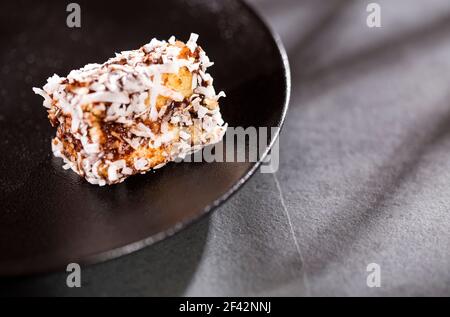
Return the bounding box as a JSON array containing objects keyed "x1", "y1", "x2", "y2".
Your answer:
[{"x1": 33, "y1": 34, "x2": 227, "y2": 185}]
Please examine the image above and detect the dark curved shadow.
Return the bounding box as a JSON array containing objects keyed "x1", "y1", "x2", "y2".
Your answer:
[
  {"x1": 256, "y1": 0, "x2": 450, "y2": 284},
  {"x1": 249, "y1": 0, "x2": 355, "y2": 103},
  {"x1": 0, "y1": 217, "x2": 210, "y2": 296},
  {"x1": 286, "y1": 0, "x2": 355, "y2": 65},
  {"x1": 302, "y1": 93, "x2": 450, "y2": 275},
  {"x1": 299, "y1": 13, "x2": 450, "y2": 88},
  {"x1": 264, "y1": 0, "x2": 450, "y2": 106},
  {"x1": 281, "y1": 2, "x2": 450, "y2": 104}
]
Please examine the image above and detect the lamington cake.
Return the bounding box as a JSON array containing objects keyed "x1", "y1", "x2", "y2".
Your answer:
[{"x1": 33, "y1": 34, "x2": 227, "y2": 186}]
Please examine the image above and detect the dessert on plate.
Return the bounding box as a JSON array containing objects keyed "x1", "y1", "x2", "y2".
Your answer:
[{"x1": 33, "y1": 34, "x2": 227, "y2": 186}]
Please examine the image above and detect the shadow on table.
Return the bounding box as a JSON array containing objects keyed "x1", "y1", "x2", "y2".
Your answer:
[
  {"x1": 279, "y1": 0, "x2": 450, "y2": 102},
  {"x1": 272, "y1": 0, "x2": 450, "y2": 282},
  {"x1": 0, "y1": 217, "x2": 210, "y2": 296}
]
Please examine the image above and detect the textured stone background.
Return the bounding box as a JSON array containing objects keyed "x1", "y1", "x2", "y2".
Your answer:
[{"x1": 3, "y1": 0, "x2": 450, "y2": 296}]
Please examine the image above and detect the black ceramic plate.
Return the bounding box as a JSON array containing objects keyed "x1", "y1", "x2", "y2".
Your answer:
[{"x1": 0, "y1": 0, "x2": 290, "y2": 276}]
